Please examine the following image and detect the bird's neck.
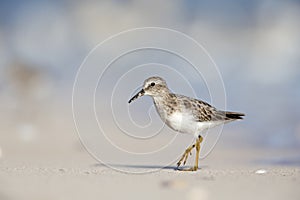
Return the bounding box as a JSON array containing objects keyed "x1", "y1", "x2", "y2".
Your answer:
[{"x1": 152, "y1": 91, "x2": 172, "y2": 102}]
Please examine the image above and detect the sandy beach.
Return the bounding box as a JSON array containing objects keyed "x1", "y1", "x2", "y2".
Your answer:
[
  {"x1": 1, "y1": 158, "x2": 299, "y2": 200},
  {"x1": 0, "y1": 103, "x2": 299, "y2": 200},
  {"x1": 1, "y1": 129, "x2": 299, "y2": 200}
]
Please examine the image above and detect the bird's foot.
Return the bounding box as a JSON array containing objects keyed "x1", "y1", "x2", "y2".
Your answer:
[
  {"x1": 176, "y1": 166, "x2": 198, "y2": 171},
  {"x1": 176, "y1": 144, "x2": 195, "y2": 168}
]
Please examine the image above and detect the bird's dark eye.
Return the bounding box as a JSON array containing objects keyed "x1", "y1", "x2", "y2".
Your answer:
[{"x1": 150, "y1": 82, "x2": 155, "y2": 86}]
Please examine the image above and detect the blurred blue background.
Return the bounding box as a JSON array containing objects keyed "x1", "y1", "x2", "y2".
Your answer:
[{"x1": 0, "y1": 0, "x2": 299, "y2": 162}]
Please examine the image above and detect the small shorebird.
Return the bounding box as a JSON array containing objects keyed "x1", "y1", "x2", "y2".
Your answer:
[{"x1": 128, "y1": 77, "x2": 244, "y2": 171}]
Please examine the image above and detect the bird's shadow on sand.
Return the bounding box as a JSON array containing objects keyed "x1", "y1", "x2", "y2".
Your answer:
[{"x1": 92, "y1": 163, "x2": 208, "y2": 171}]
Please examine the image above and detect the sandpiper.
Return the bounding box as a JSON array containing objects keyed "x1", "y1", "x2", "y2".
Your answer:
[{"x1": 128, "y1": 77, "x2": 244, "y2": 171}]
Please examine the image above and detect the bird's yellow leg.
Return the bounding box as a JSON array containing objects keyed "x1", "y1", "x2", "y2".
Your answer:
[
  {"x1": 176, "y1": 144, "x2": 195, "y2": 168},
  {"x1": 178, "y1": 136, "x2": 203, "y2": 171},
  {"x1": 193, "y1": 136, "x2": 202, "y2": 170}
]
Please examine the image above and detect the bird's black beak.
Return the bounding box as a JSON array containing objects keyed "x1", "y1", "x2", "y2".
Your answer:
[{"x1": 128, "y1": 89, "x2": 145, "y2": 104}]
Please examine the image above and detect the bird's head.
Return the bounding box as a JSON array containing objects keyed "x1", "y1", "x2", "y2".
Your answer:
[{"x1": 128, "y1": 76, "x2": 169, "y2": 103}]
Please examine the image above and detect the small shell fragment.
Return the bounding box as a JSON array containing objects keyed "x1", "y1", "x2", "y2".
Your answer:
[{"x1": 255, "y1": 169, "x2": 267, "y2": 174}]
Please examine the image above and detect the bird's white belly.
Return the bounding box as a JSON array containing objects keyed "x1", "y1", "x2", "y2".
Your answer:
[
  {"x1": 166, "y1": 112, "x2": 198, "y2": 134},
  {"x1": 166, "y1": 112, "x2": 224, "y2": 135}
]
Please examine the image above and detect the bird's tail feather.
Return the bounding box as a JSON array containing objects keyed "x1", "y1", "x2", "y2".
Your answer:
[{"x1": 225, "y1": 111, "x2": 245, "y2": 120}]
